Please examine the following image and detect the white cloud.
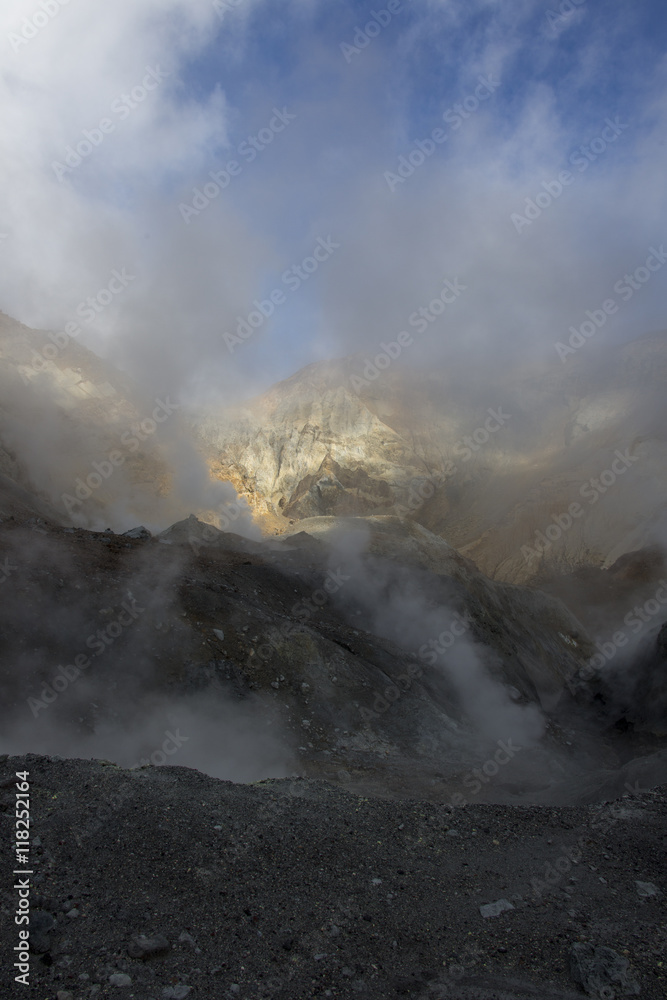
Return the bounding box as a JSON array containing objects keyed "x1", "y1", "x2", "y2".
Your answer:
[{"x1": 0, "y1": 0, "x2": 665, "y2": 404}]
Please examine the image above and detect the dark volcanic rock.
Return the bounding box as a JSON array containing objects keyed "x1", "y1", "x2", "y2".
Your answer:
[
  {"x1": 27, "y1": 909, "x2": 56, "y2": 953},
  {"x1": 569, "y1": 942, "x2": 641, "y2": 996},
  {"x1": 128, "y1": 933, "x2": 171, "y2": 959}
]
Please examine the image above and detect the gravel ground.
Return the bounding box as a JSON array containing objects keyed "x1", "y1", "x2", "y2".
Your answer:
[{"x1": 1, "y1": 754, "x2": 665, "y2": 999}]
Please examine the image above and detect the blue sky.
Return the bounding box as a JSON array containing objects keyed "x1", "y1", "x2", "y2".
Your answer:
[{"x1": 1, "y1": 0, "x2": 666, "y2": 403}]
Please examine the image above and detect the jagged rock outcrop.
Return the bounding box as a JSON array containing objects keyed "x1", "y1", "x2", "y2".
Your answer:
[
  {"x1": 2, "y1": 309, "x2": 666, "y2": 590},
  {"x1": 282, "y1": 454, "x2": 394, "y2": 519},
  {"x1": 194, "y1": 333, "x2": 667, "y2": 587}
]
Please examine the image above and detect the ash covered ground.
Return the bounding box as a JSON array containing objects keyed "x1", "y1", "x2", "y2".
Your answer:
[{"x1": 1, "y1": 755, "x2": 666, "y2": 999}]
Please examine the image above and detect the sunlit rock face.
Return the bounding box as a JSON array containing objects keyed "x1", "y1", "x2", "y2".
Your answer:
[
  {"x1": 196, "y1": 332, "x2": 667, "y2": 584},
  {"x1": 193, "y1": 358, "x2": 434, "y2": 534},
  {"x1": 1, "y1": 307, "x2": 665, "y2": 587}
]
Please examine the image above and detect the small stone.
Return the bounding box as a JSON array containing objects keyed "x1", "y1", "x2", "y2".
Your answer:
[
  {"x1": 447, "y1": 829, "x2": 459, "y2": 837},
  {"x1": 128, "y1": 933, "x2": 170, "y2": 959},
  {"x1": 122, "y1": 526, "x2": 151, "y2": 540},
  {"x1": 109, "y1": 972, "x2": 133, "y2": 986},
  {"x1": 162, "y1": 987, "x2": 192, "y2": 999},
  {"x1": 213, "y1": 628, "x2": 225, "y2": 641},
  {"x1": 636, "y1": 880, "x2": 660, "y2": 897},
  {"x1": 66, "y1": 908, "x2": 80, "y2": 918},
  {"x1": 569, "y1": 943, "x2": 640, "y2": 996},
  {"x1": 29, "y1": 909, "x2": 56, "y2": 953},
  {"x1": 31, "y1": 910, "x2": 56, "y2": 932},
  {"x1": 179, "y1": 931, "x2": 196, "y2": 945},
  {"x1": 57, "y1": 992, "x2": 74, "y2": 1000},
  {"x1": 480, "y1": 898, "x2": 515, "y2": 918}
]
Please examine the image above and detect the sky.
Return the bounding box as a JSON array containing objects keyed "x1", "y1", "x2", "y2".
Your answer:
[{"x1": 1, "y1": 0, "x2": 666, "y2": 407}]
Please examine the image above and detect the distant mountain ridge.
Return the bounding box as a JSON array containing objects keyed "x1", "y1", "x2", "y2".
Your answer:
[
  {"x1": 1, "y1": 309, "x2": 665, "y2": 588},
  {"x1": 195, "y1": 330, "x2": 667, "y2": 584}
]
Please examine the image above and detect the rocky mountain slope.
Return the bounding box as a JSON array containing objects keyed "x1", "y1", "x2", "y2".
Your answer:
[
  {"x1": 1, "y1": 508, "x2": 666, "y2": 807},
  {"x1": 0, "y1": 311, "x2": 228, "y2": 533},
  {"x1": 195, "y1": 332, "x2": 667, "y2": 585},
  {"x1": 2, "y1": 309, "x2": 665, "y2": 592}
]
